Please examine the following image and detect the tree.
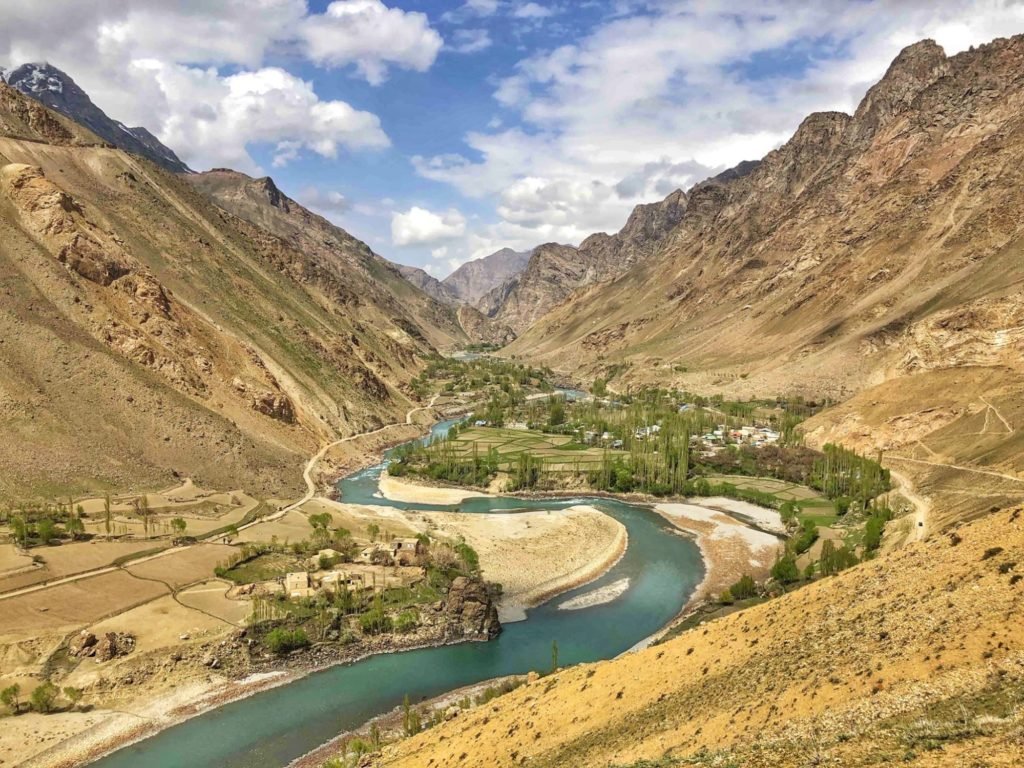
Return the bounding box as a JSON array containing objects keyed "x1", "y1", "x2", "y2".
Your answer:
[
  {"x1": 37, "y1": 519, "x2": 57, "y2": 545},
  {"x1": 402, "y1": 694, "x2": 421, "y2": 736},
  {"x1": 170, "y1": 517, "x2": 187, "y2": 539},
  {"x1": 10, "y1": 516, "x2": 29, "y2": 548},
  {"x1": 133, "y1": 495, "x2": 152, "y2": 539},
  {"x1": 550, "y1": 639, "x2": 559, "y2": 674},
  {"x1": 592, "y1": 378, "x2": 608, "y2": 397},
  {"x1": 771, "y1": 552, "x2": 800, "y2": 585},
  {"x1": 729, "y1": 573, "x2": 757, "y2": 600},
  {"x1": 66, "y1": 516, "x2": 85, "y2": 541},
  {"x1": 225, "y1": 524, "x2": 239, "y2": 543},
  {"x1": 1, "y1": 684, "x2": 20, "y2": 714},
  {"x1": 30, "y1": 682, "x2": 58, "y2": 713},
  {"x1": 103, "y1": 493, "x2": 113, "y2": 537},
  {"x1": 367, "y1": 523, "x2": 381, "y2": 543}
]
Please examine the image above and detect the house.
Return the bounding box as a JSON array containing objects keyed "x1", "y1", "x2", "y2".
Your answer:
[
  {"x1": 356, "y1": 544, "x2": 389, "y2": 564},
  {"x1": 391, "y1": 537, "x2": 424, "y2": 565},
  {"x1": 583, "y1": 430, "x2": 598, "y2": 444},
  {"x1": 284, "y1": 571, "x2": 313, "y2": 599},
  {"x1": 611, "y1": 439, "x2": 624, "y2": 449},
  {"x1": 474, "y1": 420, "x2": 488, "y2": 427},
  {"x1": 319, "y1": 571, "x2": 366, "y2": 592}
]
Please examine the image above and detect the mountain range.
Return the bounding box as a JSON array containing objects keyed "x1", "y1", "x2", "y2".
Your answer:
[{"x1": 0, "y1": 80, "x2": 462, "y2": 499}]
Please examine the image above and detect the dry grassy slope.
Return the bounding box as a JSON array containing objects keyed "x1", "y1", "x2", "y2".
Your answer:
[
  {"x1": 0, "y1": 86, "x2": 447, "y2": 500},
  {"x1": 506, "y1": 37, "x2": 1024, "y2": 404},
  {"x1": 375, "y1": 507, "x2": 1024, "y2": 768},
  {"x1": 186, "y1": 169, "x2": 466, "y2": 352}
]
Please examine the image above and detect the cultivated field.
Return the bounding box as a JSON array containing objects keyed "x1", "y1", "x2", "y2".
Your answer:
[
  {"x1": 0, "y1": 570, "x2": 168, "y2": 641},
  {"x1": 178, "y1": 581, "x2": 251, "y2": 626},
  {"x1": 125, "y1": 543, "x2": 237, "y2": 589},
  {"x1": 449, "y1": 427, "x2": 629, "y2": 472},
  {"x1": 0, "y1": 540, "x2": 165, "y2": 593}
]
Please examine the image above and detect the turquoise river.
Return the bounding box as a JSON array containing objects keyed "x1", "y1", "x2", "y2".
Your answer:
[{"x1": 90, "y1": 418, "x2": 704, "y2": 767}]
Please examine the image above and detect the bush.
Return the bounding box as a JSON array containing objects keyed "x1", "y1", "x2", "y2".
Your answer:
[
  {"x1": 394, "y1": 610, "x2": 419, "y2": 634},
  {"x1": 360, "y1": 606, "x2": 393, "y2": 635},
  {"x1": 265, "y1": 627, "x2": 310, "y2": 655},
  {"x1": 771, "y1": 553, "x2": 800, "y2": 585},
  {"x1": 729, "y1": 573, "x2": 757, "y2": 600}
]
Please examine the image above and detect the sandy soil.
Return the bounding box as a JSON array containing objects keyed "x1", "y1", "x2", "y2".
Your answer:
[
  {"x1": 418, "y1": 505, "x2": 627, "y2": 622},
  {"x1": 378, "y1": 473, "x2": 489, "y2": 505},
  {"x1": 655, "y1": 503, "x2": 781, "y2": 607},
  {"x1": 697, "y1": 497, "x2": 787, "y2": 534}
]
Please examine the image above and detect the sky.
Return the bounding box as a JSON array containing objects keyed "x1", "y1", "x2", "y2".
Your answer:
[{"x1": 2, "y1": 0, "x2": 1024, "y2": 277}]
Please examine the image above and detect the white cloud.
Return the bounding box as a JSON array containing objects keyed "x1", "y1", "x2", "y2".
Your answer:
[
  {"x1": 430, "y1": 246, "x2": 449, "y2": 259},
  {"x1": 150, "y1": 64, "x2": 389, "y2": 172},
  {"x1": 513, "y1": 3, "x2": 554, "y2": 19},
  {"x1": 414, "y1": 0, "x2": 1024, "y2": 248},
  {"x1": 0, "y1": 0, "x2": 442, "y2": 171},
  {"x1": 391, "y1": 206, "x2": 467, "y2": 246},
  {"x1": 450, "y1": 29, "x2": 493, "y2": 54},
  {"x1": 301, "y1": 0, "x2": 443, "y2": 85},
  {"x1": 298, "y1": 187, "x2": 350, "y2": 217}
]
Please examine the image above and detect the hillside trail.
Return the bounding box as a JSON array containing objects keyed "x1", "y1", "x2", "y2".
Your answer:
[
  {"x1": 887, "y1": 467, "x2": 930, "y2": 543},
  {"x1": 0, "y1": 393, "x2": 442, "y2": 603}
]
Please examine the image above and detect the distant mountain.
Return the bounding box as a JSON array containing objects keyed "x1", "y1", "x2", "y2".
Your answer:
[
  {"x1": 396, "y1": 264, "x2": 460, "y2": 305},
  {"x1": 481, "y1": 190, "x2": 689, "y2": 333},
  {"x1": 441, "y1": 247, "x2": 532, "y2": 304},
  {"x1": 3, "y1": 62, "x2": 191, "y2": 173}
]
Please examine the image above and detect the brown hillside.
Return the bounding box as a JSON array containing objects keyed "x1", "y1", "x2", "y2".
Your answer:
[
  {"x1": 374, "y1": 507, "x2": 1024, "y2": 768},
  {"x1": 0, "y1": 87, "x2": 450, "y2": 500}
]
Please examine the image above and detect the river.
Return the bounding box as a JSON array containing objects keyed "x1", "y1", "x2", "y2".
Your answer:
[{"x1": 89, "y1": 418, "x2": 703, "y2": 768}]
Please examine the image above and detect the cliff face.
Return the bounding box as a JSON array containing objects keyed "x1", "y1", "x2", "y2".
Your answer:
[{"x1": 0, "y1": 87, "x2": 451, "y2": 500}]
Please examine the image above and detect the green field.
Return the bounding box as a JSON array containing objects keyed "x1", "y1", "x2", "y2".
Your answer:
[
  {"x1": 450, "y1": 427, "x2": 629, "y2": 472},
  {"x1": 702, "y1": 474, "x2": 837, "y2": 521}
]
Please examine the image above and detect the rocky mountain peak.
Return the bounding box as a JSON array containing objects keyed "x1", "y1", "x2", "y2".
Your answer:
[
  {"x1": 849, "y1": 39, "x2": 949, "y2": 143},
  {"x1": 5, "y1": 62, "x2": 191, "y2": 173}
]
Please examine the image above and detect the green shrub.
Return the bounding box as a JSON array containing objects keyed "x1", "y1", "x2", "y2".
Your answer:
[{"x1": 265, "y1": 627, "x2": 310, "y2": 655}]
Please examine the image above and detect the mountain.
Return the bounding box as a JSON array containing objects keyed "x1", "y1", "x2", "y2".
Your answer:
[
  {"x1": 504, "y1": 36, "x2": 1024, "y2": 522},
  {"x1": 482, "y1": 190, "x2": 689, "y2": 332},
  {"x1": 0, "y1": 82, "x2": 455, "y2": 500},
  {"x1": 373, "y1": 505, "x2": 1024, "y2": 767},
  {"x1": 395, "y1": 264, "x2": 460, "y2": 305},
  {"x1": 441, "y1": 247, "x2": 532, "y2": 305},
  {"x1": 3, "y1": 62, "x2": 191, "y2": 173},
  {"x1": 186, "y1": 168, "x2": 465, "y2": 351}
]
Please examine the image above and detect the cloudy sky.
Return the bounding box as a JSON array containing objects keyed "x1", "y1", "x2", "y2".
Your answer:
[{"x1": 2, "y1": 1, "x2": 1022, "y2": 276}]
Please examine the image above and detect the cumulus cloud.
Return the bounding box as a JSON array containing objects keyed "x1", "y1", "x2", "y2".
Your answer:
[
  {"x1": 391, "y1": 206, "x2": 467, "y2": 246},
  {"x1": 301, "y1": 0, "x2": 443, "y2": 85},
  {"x1": 415, "y1": 0, "x2": 1024, "y2": 248},
  {"x1": 0, "y1": 0, "x2": 441, "y2": 171}
]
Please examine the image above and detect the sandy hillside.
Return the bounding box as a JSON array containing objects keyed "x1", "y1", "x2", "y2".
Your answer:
[{"x1": 373, "y1": 506, "x2": 1024, "y2": 768}]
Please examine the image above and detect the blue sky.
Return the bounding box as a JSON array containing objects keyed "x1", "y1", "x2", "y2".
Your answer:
[{"x1": 3, "y1": 1, "x2": 1024, "y2": 276}]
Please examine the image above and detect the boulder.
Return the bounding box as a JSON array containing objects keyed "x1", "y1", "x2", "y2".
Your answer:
[{"x1": 443, "y1": 576, "x2": 501, "y2": 640}]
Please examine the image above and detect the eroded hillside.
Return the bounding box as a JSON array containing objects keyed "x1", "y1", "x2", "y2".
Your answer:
[
  {"x1": 0, "y1": 85, "x2": 452, "y2": 499},
  {"x1": 373, "y1": 507, "x2": 1024, "y2": 768}
]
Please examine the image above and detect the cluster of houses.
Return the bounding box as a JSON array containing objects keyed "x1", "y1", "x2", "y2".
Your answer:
[
  {"x1": 698, "y1": 424, "x2": 781, "y2": 454},
  {"x1": 276, "y1": 538, "x2": 425, "y2": 600}
]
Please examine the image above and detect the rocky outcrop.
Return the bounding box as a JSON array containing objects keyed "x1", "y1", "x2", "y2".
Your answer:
[
  {"x1": 456, "y1": 305, "x2": 516, "y2": 346},
  {"x1": 70, "y1": 631, "x2": 136, "y2": 661},
  {"x1": 442, "y1": 576, "x2": 501, "y2": 640},
  {"x1": 396, "y1": 264, "x2": 459, "y2": 305}
]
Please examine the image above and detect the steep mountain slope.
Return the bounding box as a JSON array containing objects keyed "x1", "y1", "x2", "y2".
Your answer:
[
  {"x1": 504, "y1": 37, "x2": 1024, "y2": 521},
  {"x1": 442, "y1": 247, "x2": 531, "y2": 305},
  {"x1": 395, "y1": 263, "x2": 460, "y2": 305},
  {"x1": 0, "y1": 84, "x2": 443, "y2": 500},
  {"x1": 483, "y1": 190, "x2": 687, "y2": 332},
  {"x1": 4, "y1": 63, "x2": 190, "y2": 173},
  {"x1": 374, "y1": 506, "x2": 1024, "y2": 768},
  {"x1": 186, "y1": 169, "x2": 466, "y2": 351}
]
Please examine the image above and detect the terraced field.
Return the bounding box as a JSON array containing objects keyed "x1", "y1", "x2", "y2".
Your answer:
[{"x1": 449, "y1": 427, "x2": 629, "y2": 472}]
